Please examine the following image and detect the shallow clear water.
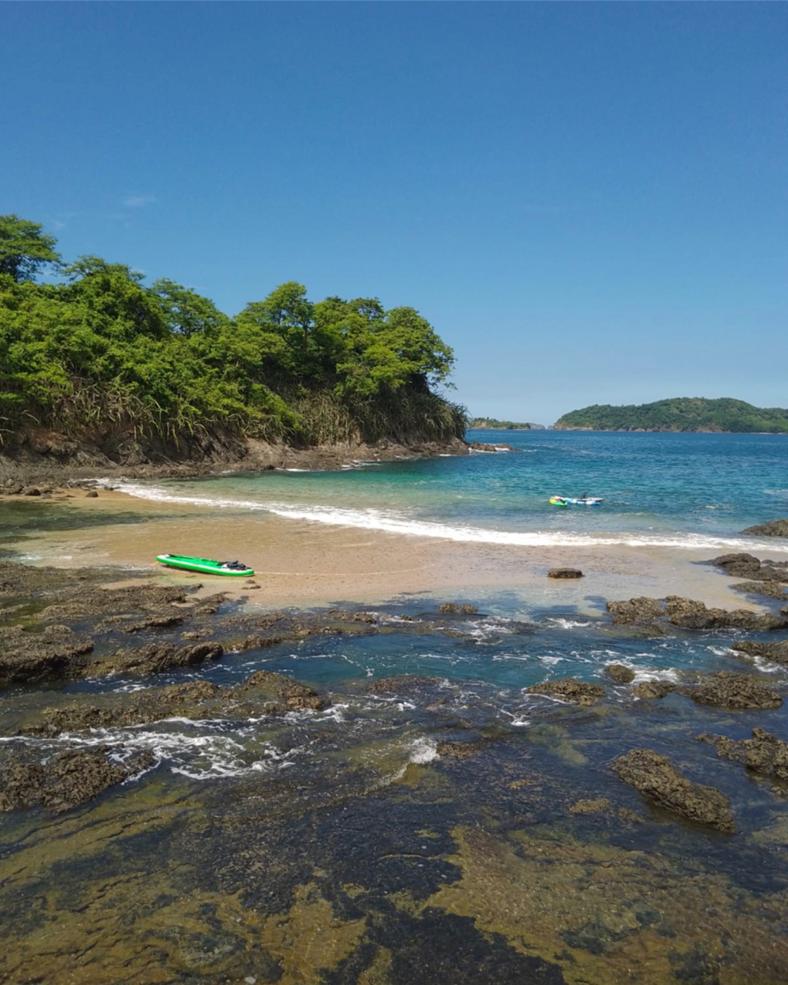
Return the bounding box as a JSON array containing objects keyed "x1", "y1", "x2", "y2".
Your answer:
[{"x1": 108, "y1": 430, "x2": 788, "y2": 551}]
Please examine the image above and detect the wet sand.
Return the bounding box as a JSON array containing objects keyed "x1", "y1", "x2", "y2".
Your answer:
[{"x1": 5, "y1": 489, "x2": 780, "y2": 611}]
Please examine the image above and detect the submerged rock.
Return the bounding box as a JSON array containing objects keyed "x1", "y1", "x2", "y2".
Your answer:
[
  {"x1": 699, "y1": 728, "x2": 788, "y2": 786},
  {"x1": 0, "y1": 747, "x2": 153, "y2": 814},
  {"x1": 732, "y1": 640, "x2": 788, "y2": 667},
  {"x1": 688, "y1": 672, "x2": 783, "y2": 711},
  {"x1": 547, "y1": 568, "x2": 584, "y2": 579},
  {"x1": 367, "y1": 675, "x2": 443, "y2": 695},
  {"x1": 711, "y1": 552, "x2": 788, "y2": 582},
  {"x1": 732, "y1": 580, "x2": 787, "y2": 600},
  {"x1": 19, "y1": 671, "x2": 329, "y2": 737},
  {"x1": 611, "y1": 748, "x2": 735, "y2": 832},
  {"x1": 527, "y1": 678, "x2": 605, "y2": 706},
  {"x1": 438, "y1": 602, "x2": 479, "y2": 615},
  {"x1": 632, "y1": 680, "x2": 677, "y2": 700},
  {"x1": 605, "y1": 663, "x2": 635, "y2": 684}
]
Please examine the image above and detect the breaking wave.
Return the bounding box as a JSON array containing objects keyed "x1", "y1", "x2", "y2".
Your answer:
[{"x1": 102, "y1": 479, "x2": 788, "y2": 553}]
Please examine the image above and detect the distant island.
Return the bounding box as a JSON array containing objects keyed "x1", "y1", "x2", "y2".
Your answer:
[
  {"x1": 470, "y1": 417, "x2": 545, "y2": 430},
  {"x1": 554, "y1": 398, "x2": 788, "y2": 433}
]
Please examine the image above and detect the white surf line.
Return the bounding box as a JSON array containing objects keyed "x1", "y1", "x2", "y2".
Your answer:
[{"x1": 101, "y1": 479, "x2": 788, "y2": 554}]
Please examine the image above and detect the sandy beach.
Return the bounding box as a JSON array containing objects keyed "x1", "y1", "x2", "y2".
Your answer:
[{"x1": 5, "y1": 487, "x2": 781, "y2": 612}]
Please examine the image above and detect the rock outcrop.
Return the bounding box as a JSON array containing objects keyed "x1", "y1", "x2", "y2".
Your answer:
[
  {"x1": 742, "y1": 519, "x2": 788, "y2": 538},
  {"x1": 732, "y1": 640, "x2": 788, "y2": 667},
  {"x1": 527, "y1": 678, "x2": 605, "y2": 706},
  {"x1": 607, "y1": 595, "x2": 786, "y2": 632},
  {"x1": 688, "y1": 672, "x2": 783, "y2": 711},
  {"x1": 699, "y1": 728, "x2": 788, "y2": 786},
  {"x1": 604, "y1": 663, "x2": 635, "y2": 684},
  {"x1": 0, "y1": 747, "x2": 154, "y2": 814},
  {"x1": 611, "y1": 748, "x2": 735, "y2": 832}
]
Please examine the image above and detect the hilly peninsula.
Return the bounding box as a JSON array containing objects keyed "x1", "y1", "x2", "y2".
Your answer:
[
  {"x1": 554, "y1": 398, "x2": 788, "y2": 433},
  {"x1": 0, "y1": 215, "x2": 466, "y2": 473}
]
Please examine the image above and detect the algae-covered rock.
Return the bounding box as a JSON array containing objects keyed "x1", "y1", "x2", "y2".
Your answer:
[
  {"x1": 18, "y1": 671, "x2": 330, "y2": 736},
  {"x1": 547, "y1": 568, "x2": 584, "y2": 579},
  {"x1": 438, "y1": 602, "x2": 479, "y2": 615},
  {"x1": 528, "y1": 678, "x2": 605, "y2": 706},
  {"x1": 94, "y1": 640, "x2": 224, "y2": 677},
  {"x1": 0, "y1": 625, "x2": 94, "y2": 685},
  {"x1": 688, "y1": 672, "x2": 783, "y2": 711},
  {"x1": 611, "y1": 748, "x2": 735, "y2": 832},
  {"x1": 0, "y1": 747, "x2": 153, "y2": 813},
  {"x1": 607, "y1": 595, "x2": 786, "y2": 632},
  {"x1": 632, "y1": 680, "x2": 677, "y2": 700},
  {"x1": 367, "y1": 675, "x2": 443, "y2": 695},
  {"x1": 699, "y1": 728, "x2": 788, "y2": 786},
  {"x1": 732, "y1": 640, "x2": 788, "y2": 667},
  {"x1": 732, "y1": 580, "x2": 787, "y2": 600},
  {"x1": 607, "y1": 597, "x2": 664, "y2": 627}
]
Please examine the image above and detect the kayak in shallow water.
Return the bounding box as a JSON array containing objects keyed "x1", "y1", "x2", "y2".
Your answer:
[
  {"x1": 548, "y1": 496, "x2": 604, "y2": 507},
  {"x1": 156, "y1": 554, "x2": 255, "y2": 576}
]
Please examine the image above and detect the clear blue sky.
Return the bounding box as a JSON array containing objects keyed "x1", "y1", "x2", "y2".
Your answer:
[{"x1": 2, "y1": 2, "x2": 786, "y2": 424}]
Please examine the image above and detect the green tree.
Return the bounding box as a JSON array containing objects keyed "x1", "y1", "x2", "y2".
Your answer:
[{"x1": 0, "y1": 215, "x2": 60, "y2": 281}]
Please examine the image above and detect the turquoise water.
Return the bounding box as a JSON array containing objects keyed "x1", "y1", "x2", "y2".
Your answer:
[{"x1": 112, "y1": 430, "x2": 788, "y2": 551}]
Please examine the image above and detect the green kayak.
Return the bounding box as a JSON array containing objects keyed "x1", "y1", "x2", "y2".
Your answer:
[{"x1": 156, "y1": 554, "x2": 255, "y2": 577}]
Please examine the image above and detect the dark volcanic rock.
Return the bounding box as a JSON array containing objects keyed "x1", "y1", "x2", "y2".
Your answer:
[
  {"x1": 732, "y1": 640, "x2": 788, "y2": 667},
  {"x1": 688, "y1": 672, "x2": 783, "y2": 711},
  {"x1": 699, "y1": 728, "x2": 788, "y2": 786},
  {"x1": 0, "y1": 747, "x2": 154, "y2": 813},
  {"x1": 548, "y1": 568, "x2": 584, "y2": 579},
  {"x1": 611, "y1": 748, "x2": 735, "y2": 832},
  {"x1": 743, "y1": 519, "x2": 788, "y2": 538},
  {"x1": 605, "y1": 663, "x2": 635, "y2": 684},
  {"x1": 527, "y1": 677, "x2": 605, "y2": 706},
  {"x1": 607, "y1": 595, "x2": 786, "y2": 632},
  {"x1": 0, "y1": 626, "x2": 94, "y2": 685}
]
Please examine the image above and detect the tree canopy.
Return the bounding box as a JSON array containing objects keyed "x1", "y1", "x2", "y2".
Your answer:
[
  {"x1": 0, "y1": 215, "x2": 60, "y2": 281},
  {"x1": 0, "y1": 215, "x2": 465, "y2": 459}
]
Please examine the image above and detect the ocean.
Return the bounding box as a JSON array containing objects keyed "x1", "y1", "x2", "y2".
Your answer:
[{"x1": 105, "y1": 429, "x2": 788, "y2": 552}]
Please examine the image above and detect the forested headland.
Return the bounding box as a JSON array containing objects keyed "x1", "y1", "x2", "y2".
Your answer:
[
  {"x1": 554, "y1": 398, "x2": 788, "y2": 433},
  {"x1": 0, "y1": 215, "x2": 466, "y2": 466},
  {"x1": 469, "y1": 417, "x2": 543, "y2": 430}
]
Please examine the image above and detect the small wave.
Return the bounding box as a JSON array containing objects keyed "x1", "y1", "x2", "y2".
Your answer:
[
  {"x1": 545, "y1": 617, "x2": 593, "y2": 629},
  {"x1": 409, "y1": 736, "x2": 438, "y2": 764},
  {"x1": 6, "y1": 723, "x2": 298, "y2": 781},
  {"x1": 101, "y1": 480, "x2": 788, "y2": 553}
]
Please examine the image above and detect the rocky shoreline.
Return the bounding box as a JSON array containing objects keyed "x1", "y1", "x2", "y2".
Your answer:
[
  {"x1": 1, "y1": 552, "x2": 787, "y2": 982},
  {"x1": 0, "y1": 435, "x2": 475, "y2": 488}
]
